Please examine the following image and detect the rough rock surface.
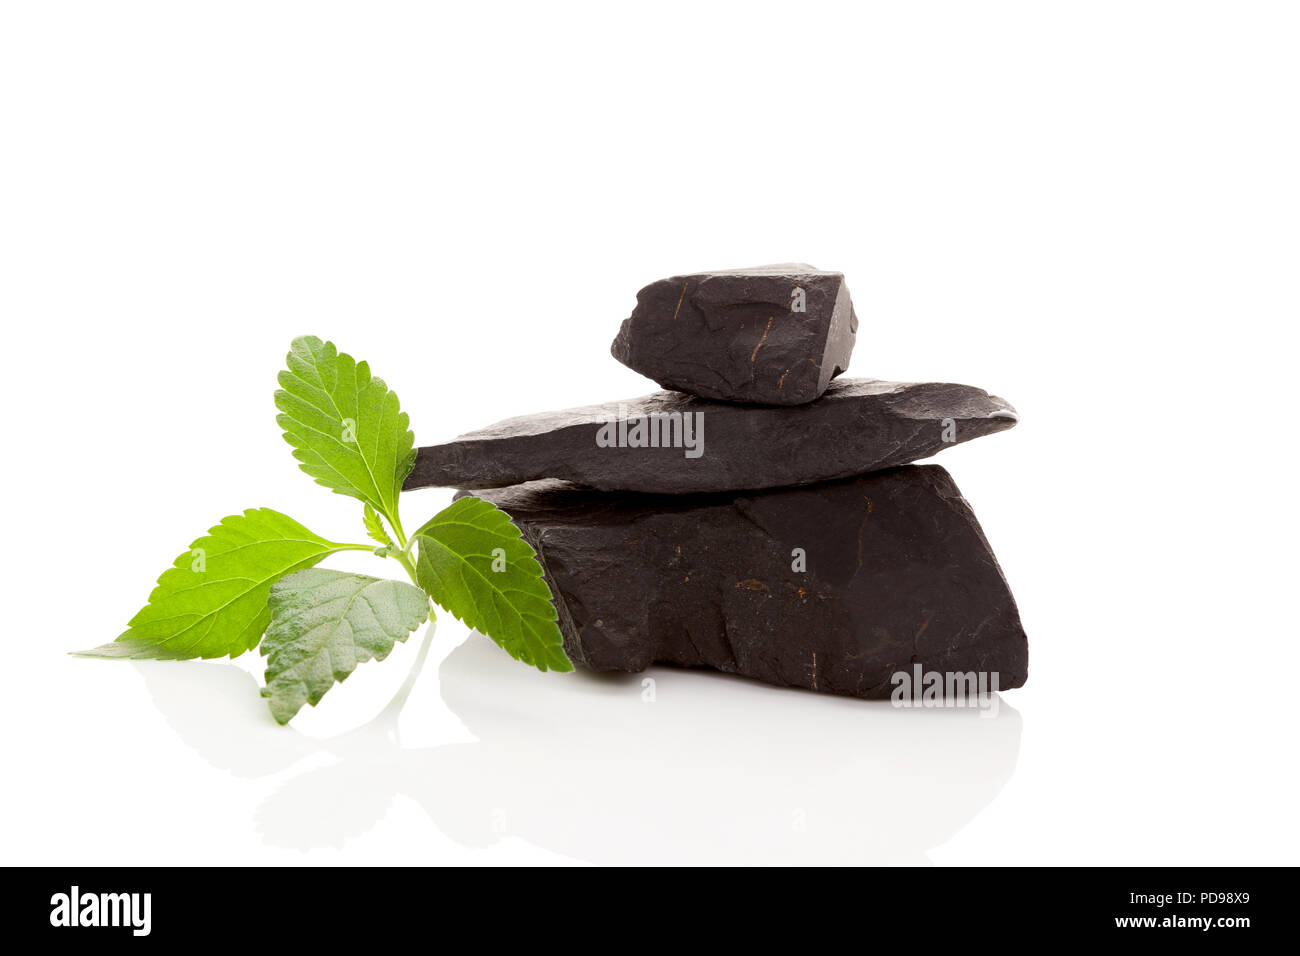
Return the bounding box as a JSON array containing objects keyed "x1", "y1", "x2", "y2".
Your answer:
[
  {"x1": 406, "y1": 379, "x2": 1017, "y2": 494},
  {"x1": 610, "y1": 263, "x2": 858, "y2": 405},
  {"x1": 460, "y1": 465, "x2": 1028, "y2": 698}
]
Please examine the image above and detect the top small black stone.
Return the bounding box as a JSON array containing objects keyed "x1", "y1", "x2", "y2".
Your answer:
[{"x1": 611, "y1": 263, "x2": 858, "y2": 405}]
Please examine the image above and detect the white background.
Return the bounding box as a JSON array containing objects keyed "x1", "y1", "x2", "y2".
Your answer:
[{"x1": 2, "y1": 1, "x2": 1297, "y2": 866}]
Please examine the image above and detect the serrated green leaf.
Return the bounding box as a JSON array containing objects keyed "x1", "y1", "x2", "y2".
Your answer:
[
  {"x1": 362, "y1": 503, "x2": 394, "y2": 548},
  {"x1": 414, "y1": 496, "x2": 571, "y2": 673},
  {"x1": 260, "y1": 569, "x2": 431, "y2": 724},
  {"x1": 76, "y1": 509, "x2": 351, "y2": 660},
  {"x1": 274, "y1": 336, "x2": 416, "y2": 530}
]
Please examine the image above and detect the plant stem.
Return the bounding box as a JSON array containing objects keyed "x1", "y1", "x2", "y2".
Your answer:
[
  {"x1": 388, "y1": 509, "x2": 408, "y2": 551},
  {"x1": 392, "y1": 548, "x2": 419, "y2": 586}
]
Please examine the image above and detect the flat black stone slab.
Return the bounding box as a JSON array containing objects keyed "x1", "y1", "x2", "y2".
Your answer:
[
  {"x1": 460, "y1": 465, "x2": 1028, "y2": 698},
  {"x1": 610, "y1": 263, "x2": 858, "y2": 405},
  {"x1": 406, "y1": 378, "x2": 1017, "y2": 494}
]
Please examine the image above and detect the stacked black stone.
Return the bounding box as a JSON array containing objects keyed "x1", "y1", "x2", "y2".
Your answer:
[{"x1": 406, "y1": 265, "x2": 1028, "y2": 698}]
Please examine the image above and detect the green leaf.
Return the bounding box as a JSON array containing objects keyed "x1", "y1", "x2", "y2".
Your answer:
[
  {"x1": 274, "y1": 336, "x2": 416, "y2": 532},
  {"x1": 76, "y1": 509, "x2": 350, "y2": 660},
  {"x1": 362, "y1": 503, "x2": 394, "y2": 548},
  {"x1": 260, "y1": 569, "x2": 431, "y2": 724},
  {"x1": 414, "y1": 496, "x2": 571, "y2": 673}
]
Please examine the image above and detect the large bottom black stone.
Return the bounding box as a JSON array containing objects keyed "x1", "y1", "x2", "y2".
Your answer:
[{"x1": 461, "y1": 465, "x2": 1027, "y2": 698}]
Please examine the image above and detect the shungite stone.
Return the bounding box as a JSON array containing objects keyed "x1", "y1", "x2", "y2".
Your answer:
[
  {"x1": 610, "y1": 263, "x2": 858, "y2": 405},
  {"x1": 460, "y1": 465, "x2": 1027, "y2": 698},
  {"x1": 406, "y1": 378, "x2": 1017, "y2": 495}
]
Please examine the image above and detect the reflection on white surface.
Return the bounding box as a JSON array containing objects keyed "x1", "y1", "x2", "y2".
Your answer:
[{"x1": 139, "y1": 631, "x2": 1021, "y2": 864}]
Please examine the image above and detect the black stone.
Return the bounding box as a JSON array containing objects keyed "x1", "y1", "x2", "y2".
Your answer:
[
  {"x1": 406, "y1": 378, "x2": 1017, "y2": 495},
  {"x1": 461, "y1": 465, "x2": 1027, "y2": 698},
  {"x1": 610, "y1": 263, "x2": 858, "y2": 405}
]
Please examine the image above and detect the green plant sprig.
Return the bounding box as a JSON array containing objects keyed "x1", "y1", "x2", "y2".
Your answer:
[{"x1": 77, "y1": 336, "x2": 571, "y2": 723}]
